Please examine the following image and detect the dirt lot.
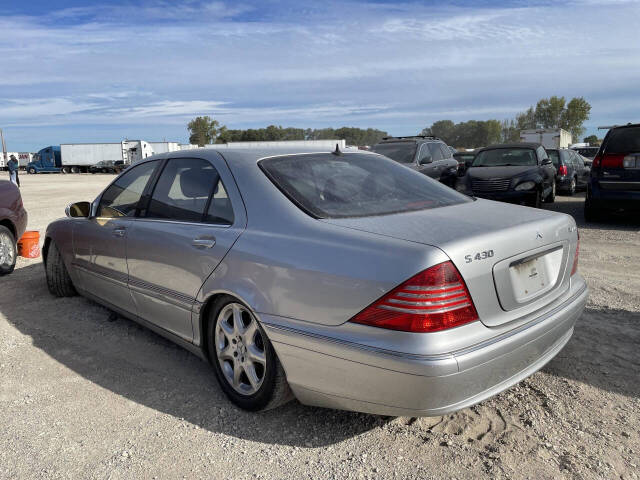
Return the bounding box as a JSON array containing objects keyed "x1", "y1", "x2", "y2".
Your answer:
[{"x1": 1, "y1": 174, "x2": 638, "y2": 480}]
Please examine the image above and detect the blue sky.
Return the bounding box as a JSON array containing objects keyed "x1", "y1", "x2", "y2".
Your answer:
[{"x1": 1, "y1": 0, "x2": 639, "y2": 151}]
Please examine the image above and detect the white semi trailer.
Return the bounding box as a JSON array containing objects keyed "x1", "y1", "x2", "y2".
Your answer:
[{"x1": 520, "y1": 129, "x2": 572, "y2": 149}]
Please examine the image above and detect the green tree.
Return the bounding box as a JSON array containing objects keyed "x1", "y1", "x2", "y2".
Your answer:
[
  {"x1": 561, "y1": 97, "x2": 591, "y2": 140},
  {"x1": 188, "y1": 116, "x2": 221, "y2": 146},
  {"x1": 535, "y1": 96, "x2": 566, "y2": 129},
  {"x1": 516, "y1": 107, "x2": 537, "y2": 131},
  {"x1": 583, "y1": 134, "x2": 599, "y2": 146},
  {"x1": 421, "y1": 120, "x2": 455, "y2": 144}
]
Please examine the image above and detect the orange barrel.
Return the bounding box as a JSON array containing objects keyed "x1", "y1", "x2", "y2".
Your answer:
[{"x1": 18, "y1": 231, "x2": 40, "y2": 258}]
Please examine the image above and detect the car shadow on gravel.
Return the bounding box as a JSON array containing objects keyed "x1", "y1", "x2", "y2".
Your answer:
[
  {"x1": 2, "y1": 263, "x2": 390, "y2": 447},
  {"x1": 543, "y1": 306, "x2": 640, "y2": 399},
  {"x1": 545, "y1": 193, "x2": 640, "y2": 231}
]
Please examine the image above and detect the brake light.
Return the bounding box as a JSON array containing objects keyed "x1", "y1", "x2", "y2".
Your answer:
[
  {"x1": 593, "y1": 154, "x2": 601, "y2": 167},
  {"x1": 350, "y1": 261, "x2": 479, "y2": 333},
  {"x1": 601, "y1": 154, "x2": 625, "y2": 168},
  {"x1": 558, "y1": 165, "x2": 568, "y2": 176},
  {"x1": 571, "y1": 233, "x2": 580, "y2": 276}
]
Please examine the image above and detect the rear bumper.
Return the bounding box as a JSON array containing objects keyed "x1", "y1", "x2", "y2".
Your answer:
[
  {"x1": 556, "y1": 177, "x2": 574, "y2": 190},
  {"x1": 589, "y1": 180, "x2": 640, "y2": 210},
  {"x1": 264, "y1": 278, "x2": 588, "y2": 417}
]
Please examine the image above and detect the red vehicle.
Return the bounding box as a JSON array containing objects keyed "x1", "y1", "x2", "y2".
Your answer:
[{"x1": 0, "y1": 180, "x2": 28, "y2": 275}]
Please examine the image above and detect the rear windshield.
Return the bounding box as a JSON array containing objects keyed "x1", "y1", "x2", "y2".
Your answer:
[
  {"x1": 472, "y1": 148, "x2": 537, "y2": 167},
  {"x1": 605, "y1": 127, "x2": 640, "y2": 154},
  {"x1": 454, "y1": 153, "x2": 475, "y2": 162},
  {"x1": 573, "y1": 147, "x2": 599, "y2": 158},
  {"x1": 259, "y1": 153, "x2": 470, "y2": 219},
  {"x1": 547, "y1": 150, "x2": 560, "y2": 167},
  {"x1": 370, "y1": 142, "x2": 417, "y2": 164}
]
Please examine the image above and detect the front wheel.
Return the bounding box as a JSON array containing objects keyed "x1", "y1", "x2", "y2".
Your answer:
[
  {"x1": 27, "y1": 167, "x2": 36, "y2": 174},
  {"x1": 528, "y1": 189, "x2": 542, "y2": 208},
  {"x1": 207, "y1": 296, "x2": 292, "y2": 411},
  {"x1": 545, "y1": 182, "x2": 556, "y2": 203},
  {"x1": 45, "y1": 241, "x2": 77, "y2": 297},
  {"x1": 0, "y1": 225, "x2": 17, "y2": 276}
]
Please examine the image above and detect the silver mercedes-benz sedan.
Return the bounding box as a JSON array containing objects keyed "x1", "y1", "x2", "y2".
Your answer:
[{"x1": 44, "y1": 148, "x2": 587, "y2": 416}]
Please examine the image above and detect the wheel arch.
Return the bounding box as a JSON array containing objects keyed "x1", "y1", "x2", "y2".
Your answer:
[{"x1": 0, "y1": 218, "x2": 16, "y2": 239}]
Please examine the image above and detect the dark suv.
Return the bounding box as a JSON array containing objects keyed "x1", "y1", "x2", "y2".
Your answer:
[
  {"x1": 547, "y1": 149, "x2": 589, "y2": 195},
  {"x1": 585, "y1": 123, "x2": 640, "y2": 221},
  {"x1": 371, "y1": 136, "x2": 459, "y2": 186},
  {"x1": 458, "y1": 143, "x2": 556, "y2": 208}
]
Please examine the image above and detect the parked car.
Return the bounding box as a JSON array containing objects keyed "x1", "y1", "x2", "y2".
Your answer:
[
  {"x1": 0, "y1": 180, "x2": 28, "y2": 275},
  {"x1": 371, "y1": 136, "x2": 459, "y2": 187},
  {"x1": 453, "y1": 150, "x2": 477, "y2": 175},
  {"x1": 585, "y1": 123, "x2": 640, "y2": 221},
  {"x1": 547, "y1": 149, "x2": 589, "y2": 195},
  {"x1": 44, "y1": 148, "x2": 586, "y2": 416},
  {"x1": 89, "y1": 160, "x2": 125, "y2": 174},
  {"x1": 458, "y1": 143, "x2": 556, "y2": 208},
  {"x1": 571, "y1": 145, "x2": 599, "y2": 161}
]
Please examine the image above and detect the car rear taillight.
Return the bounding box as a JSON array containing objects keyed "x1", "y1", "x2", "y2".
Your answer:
[
  {"x1": 600, "y1": 154, "x2": 625, "y2": 168},
  {"x1": 349, "y1": 261, "x2": 479, "y2": 333},
  {"x1": 571, "y1": 233, "x2": 580, "y2": 276},
  {"x1": 558, "y1": 165, "x2": 568, "y2": 176}
]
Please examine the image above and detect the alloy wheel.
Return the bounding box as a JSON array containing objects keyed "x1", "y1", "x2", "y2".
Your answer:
[
  {"x1": 0, "y1": 232, "x2": 15, "y2": 268},
  {"x1": 215, "y1": 303, "x2": 267, "y2": 396}
]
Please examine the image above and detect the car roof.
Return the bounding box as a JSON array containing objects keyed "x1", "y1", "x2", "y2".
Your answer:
[
  {"x1": 376, "y1": 136, "x2": 443, "y2": 144},
  {"x1": 609, "y1": 122, "x2": 640, "y2": 130},
  {"x1": 143, "y1": 147, "x2": 377, "y2": 166},
  {"x1": 478, "y1": 143, "x2": 542, "y2": 152}
]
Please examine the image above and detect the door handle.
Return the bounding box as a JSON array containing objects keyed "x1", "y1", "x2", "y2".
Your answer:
[
  {"x1": 112, "y1": 227, "x2": 126, "y2": 237},
  {"x1": 192, "y1": 238, "x2": 216, "y2": 249}
]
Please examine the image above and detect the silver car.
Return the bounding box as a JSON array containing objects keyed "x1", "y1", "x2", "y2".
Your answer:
[{"x1": 44, "y1": 148, "x2": 587, "y2": 416}]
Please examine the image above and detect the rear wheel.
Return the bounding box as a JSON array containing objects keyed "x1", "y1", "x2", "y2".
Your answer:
[
  {"x1": 584, "y1": 197, "x2": 603, "y2": 223},
  {"x1": 61, "y1": 166, "x2": 70, "y2": 174},
  {"x1": 45, "y1": 241, "x2": 77, "y2": 297},
  {"x1": 567, "y1": 177, "x2": 576, "y2": 196},
  {"x1": 70, "y1": 166, "x2": 79, "y2": 174},
  {"x1": 0, "y1": 226, "x2": 17, "y2": 276},
  {"x1": 207, "y1": 296, "x2": 292, "y2": 411}
]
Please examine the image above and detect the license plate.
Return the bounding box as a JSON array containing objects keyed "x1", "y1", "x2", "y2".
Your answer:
[{"x1": 508, "y1": 252, "x2": 557, "y2": 303}]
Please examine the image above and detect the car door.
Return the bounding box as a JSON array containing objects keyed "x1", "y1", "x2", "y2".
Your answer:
[
  {"x1": 415, "y1": 143, "x2": 442, "y2": 179},
  {"x1": 436, "y1": 143, "x2": 459, "y2": 186},
  {"x1": 73, "y1": 159, "x2": 161, "y2": 314},
  {"x1": 537, "y1": 147, "x2": 555, "y2": 193},
  {"x1": 125, "y1": 155, "x2": 246, "y2": 341},
  {"x1": 571, "y1": 151, "x2": 589, "y2": 187}
]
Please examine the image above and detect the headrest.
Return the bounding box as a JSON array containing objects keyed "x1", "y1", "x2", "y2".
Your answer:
[{"x1": 180, "y1": 167, "x2": 218, "y2": 198}]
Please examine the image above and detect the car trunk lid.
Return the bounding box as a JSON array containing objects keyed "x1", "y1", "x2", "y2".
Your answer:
[{"x1": 321, "y1": 199, "x2": 577, "y2": 327}]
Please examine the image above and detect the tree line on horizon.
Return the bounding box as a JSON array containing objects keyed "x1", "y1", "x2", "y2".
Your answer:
[{"x1": 187, "y1": 96, "x2": 593, "y2": 149}]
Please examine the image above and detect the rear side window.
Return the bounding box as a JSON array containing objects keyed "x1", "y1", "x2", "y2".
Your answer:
[
  {"x1": 438, "y1": 143, "x2": 452, "y2": 159},
  {"x1": 98, "y1": 160, "x2": 159, "y2": 218},
  {"x1": 146, "y1": 158, "x2": 232, "y2": 224},
  {"x1": 259, "y1": 153, "x2": 470, "y2": 219},
  {"x1": 428, "y1": 143, "x2": 445, "y2": 161},
  {"x1": 548, "y1": 150, "x2": 560, "y2": 167},
  {"x1": 605, "y1": 127, "x2": 640, "y2": 153}
]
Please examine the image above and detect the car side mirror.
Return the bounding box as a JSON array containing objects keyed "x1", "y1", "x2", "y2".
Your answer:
[
  {"x1": 541, "y1": 158, "x2": 552, "y2": 166},
  {"x1": 419, "y1": 155, "x2": 432, "y2": 165},
  {"x1": 66, "y1": 201, "x2": 91, "y2": 218}
]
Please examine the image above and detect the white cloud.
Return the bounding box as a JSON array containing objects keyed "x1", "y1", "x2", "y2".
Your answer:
[{"x1": 1, "y1": 0, "x2": 639, "y2": 149}]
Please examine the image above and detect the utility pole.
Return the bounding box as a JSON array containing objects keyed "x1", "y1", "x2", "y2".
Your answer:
[{"x1": 0, "y1": 128, "x2": 7, "y2": 167}]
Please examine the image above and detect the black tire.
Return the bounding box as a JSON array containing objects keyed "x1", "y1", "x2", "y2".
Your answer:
[
  {"x1": 529, "y1": 189, "x2": 542, "y2": 208},
  {"x1": 584, "y1": 197, "x2": 603, "y2": 223},
  {"x1": 27, "y1": 167, "x2": 36, "y2": 175},
  {"x1": 45, "y1": 241, "x2": 77, "y2": 297},
  {"x1": 567, "y1": 177, "x2": 576, "y2": 196},
  {"x1": 70, "y1": 166, "x2": 79, "y2": 174},
  {"x1": 545, "y1": 182, "x2": 556, "y2": 203},
  {"x1": 0, "y1": 225, "x2": 17, "y2": 276},
  {"x1": 207, "y1": 295, "x2": 292, "y2": 411},
  {"x1": 61, "y1": 166, "x2": 70, "y2": 174}
]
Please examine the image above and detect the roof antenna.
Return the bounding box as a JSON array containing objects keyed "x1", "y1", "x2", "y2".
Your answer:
[{"x1": 332, "y1": 143, "x2": 342, "y2": 156}]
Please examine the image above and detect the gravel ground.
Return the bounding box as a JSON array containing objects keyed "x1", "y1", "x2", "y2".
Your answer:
[{"x1": 1, "y1": 174, "x2": 638, "y2": 480}]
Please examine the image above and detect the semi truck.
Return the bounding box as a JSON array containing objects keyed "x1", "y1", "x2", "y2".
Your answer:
[
  {"x1": 26, "y1": 141, "x2": 154, "y2": 173},
  {"x1": 520, "y1": 128, "x2": 572, "y2": 149}
]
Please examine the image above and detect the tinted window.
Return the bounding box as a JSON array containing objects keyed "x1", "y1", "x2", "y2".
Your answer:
[
  {"x1": 371, "y1": 142, "x2": 417, "y2": 164},
  {"x1": 547, "y1": 150, "x2": 560, "y2": 167},
  {"x1": 472, "y1": 148, "x2": 537, "y2": 167},
  {"x1": 260, "y1": 153, "x2": 470, "y2": 219},
  {"x1": 98, "y1": 160, "x2": 159, "y2": 217},
  {"x1": 147, "y1": 158, "x2": 219, "y2": 223},
  {"x1": 572, "y1": 152, "x2": 584, "y2": 167},
  {"x1": 428, "y1": 143, "x2": 445, "y2": 161},
  {"x1": 206, "y1": 178, "x2": 234, "y2": 225},
  {"x1": 438, "y1": 143, "x2": 452, "y2": 159},
  {"x1": 605, "y1": 127, "x2": 640, "y2": 153}
]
